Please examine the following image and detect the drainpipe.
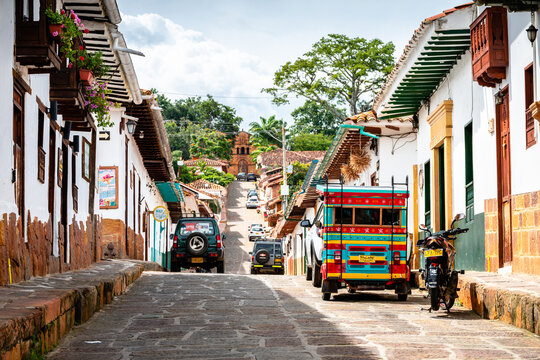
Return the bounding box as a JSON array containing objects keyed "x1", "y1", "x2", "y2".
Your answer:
[{"x1": 533, "y1": 11, "x2": 538, "y2": 101}]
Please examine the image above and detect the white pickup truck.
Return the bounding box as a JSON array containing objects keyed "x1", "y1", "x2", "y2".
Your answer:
[{"x1": 299, "y1": 203, "x2": 325, "y2": 288}]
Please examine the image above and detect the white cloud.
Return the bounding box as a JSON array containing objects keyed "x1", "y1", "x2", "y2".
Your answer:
[{"x1": 119, "y1": 13, "x2": 295, "y2": 128}]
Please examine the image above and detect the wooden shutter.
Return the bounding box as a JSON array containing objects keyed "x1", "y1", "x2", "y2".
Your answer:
[{"x1": 525, "y1": 63, "x2": 535, "y2": 148}]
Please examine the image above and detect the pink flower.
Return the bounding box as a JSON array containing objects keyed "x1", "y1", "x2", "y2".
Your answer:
[
  {"x1": 84, "y1": 29, "x2": 89, "y2": 34},
  {"x1": 52, "y1": 31, "x2": 58, "y2": 37},
  {"x1": 60, "y1": 9, "x2": 65, "y2": 15},
  {"x1": 68, "y1": 63, "x2": 73, "y2": 68},
  {"x1": 61, "y1": 24, "x2": 65, "y2": 28}
]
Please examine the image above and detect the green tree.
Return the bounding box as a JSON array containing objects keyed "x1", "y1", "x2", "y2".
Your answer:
[
  {"x1": 196, "y1": 162, "x2": 236, "y2": 187},
  {"x1": 263, "y1": 34, "x2": 394, "y2": 118},
  {"x1": 156, "y1": 92, "x2": 242, "y2": 160},
  {"x1": 190, "y1": 129, "x2": 233, "y2": 160},
  {"x1": 287, "y1": 161, "x2": 311, "y2": 194},
  {"x1": 249, "y1": 115, "x2": 284, "y2": 147},
  {"x1": 290, "y1": 100, "x2": 343, "y2": 136},
  {"x1": 177, "y1": 165, "x2": 199, "y2": 184},
  {"x1": 289, "y1": 133, "x2": 333, "y2": 151}
]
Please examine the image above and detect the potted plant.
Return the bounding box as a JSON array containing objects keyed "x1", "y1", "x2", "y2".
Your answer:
[
  {"x1": 84, "y1": 81, "x2": 114, "y2": 127},
  {"x1": 44, "y1": 8, "x2": 89, "y2": 65},
  {"x1": 76, "y1": 48, "x2": 110, "y2": 85},
  {"x1": 44, "y1": 8, "x2": 63, "y2": 36}
]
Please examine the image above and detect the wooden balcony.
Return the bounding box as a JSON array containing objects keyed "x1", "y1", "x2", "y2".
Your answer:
[
  {"x1": 470, "y1": 7, "x2": 508, "y2": 87},
  {"x1": 15, "y1": 0, "x2": 61, "y2": 72},
  {"x1": 50, "y1": 58, "x2": 95, "y2": 131}
]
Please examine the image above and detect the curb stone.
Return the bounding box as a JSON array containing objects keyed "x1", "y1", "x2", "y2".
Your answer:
[{"x1": 0, "y1": 260, "x2": 150, "y2": 359}]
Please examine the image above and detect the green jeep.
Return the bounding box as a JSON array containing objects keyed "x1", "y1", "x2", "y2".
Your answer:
[{"x1": 171, "y1": 216, "x2": 225, "y2": 273}]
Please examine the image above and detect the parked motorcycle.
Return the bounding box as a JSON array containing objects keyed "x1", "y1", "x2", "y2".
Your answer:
[{"x1": 417, "y1": 213, "x2": 468, "y2": 312}]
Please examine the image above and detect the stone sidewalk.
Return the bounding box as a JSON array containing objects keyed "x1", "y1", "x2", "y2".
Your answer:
[
  {"x1": 0, "y1": 259, "x2": 162, "y2": 359},
  {"x1": 457, "y1": 271, "x2": 540, "y2": 335}
]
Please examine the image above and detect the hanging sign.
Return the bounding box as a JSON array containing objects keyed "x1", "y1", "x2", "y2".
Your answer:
[{"x1": 153, "y1": 206, "x2": 169, "y2": 222}]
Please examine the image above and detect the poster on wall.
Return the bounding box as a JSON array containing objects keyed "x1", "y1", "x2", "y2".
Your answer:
[
  {"x1": 82, "y1": 138, "x2": 91, "y2": 182},
  {"x1": 99, "y1": 166, "x2": 118, "y2": 209}
]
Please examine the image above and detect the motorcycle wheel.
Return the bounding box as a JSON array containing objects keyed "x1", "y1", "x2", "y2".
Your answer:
[
  {"x1": 444, "y1": 296, "x2": 455, "y2": 311},
  {"x1": 430, "y1": 287, "x2": 440, "y2": 311}
]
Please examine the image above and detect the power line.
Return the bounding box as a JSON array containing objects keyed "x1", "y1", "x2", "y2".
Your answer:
[{"x1": 159, "y1": 91, "x2": 273, "y2": 100}]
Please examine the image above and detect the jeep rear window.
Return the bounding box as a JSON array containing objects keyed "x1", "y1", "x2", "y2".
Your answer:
[
  {"x1": 255, "y1": 243, "x2": 275, "y2": 252},
  {"x1": 251, "y1": 225, "x2": 263, "y2": 232},
  {"x1": 179, "y1": 221, "x2": 215, "y2": 235}
]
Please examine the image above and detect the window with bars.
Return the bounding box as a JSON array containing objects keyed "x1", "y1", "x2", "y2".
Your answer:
[{"x1": 465, "y1": 122, "x2": 474, "y2": 222}]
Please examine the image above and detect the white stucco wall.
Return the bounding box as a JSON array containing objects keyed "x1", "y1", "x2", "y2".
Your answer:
[
  {"x1": 0, "y1": 0, "x2": 16, "y2": 215},
  {"x1": 95, "y1": 107, "x2": 172, "y2": 262}
]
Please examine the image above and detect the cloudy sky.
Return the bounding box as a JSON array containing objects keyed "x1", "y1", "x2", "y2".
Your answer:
[{"x1": 116, "y1": 0, "x2": 463, "y2": 130}]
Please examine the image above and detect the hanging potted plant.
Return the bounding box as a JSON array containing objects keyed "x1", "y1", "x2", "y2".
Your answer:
[
  {"x1": 76, "y1": 48, "x2": 109, "y2": 86},
  {"x1": 44, "y1": 8, "x2": 63, "y2": 36},
  {"x1": 84, "y1": 81, "x2": 114, "y2": 128},
  {"x1": 44, "y1": 8, "x2": 89, "y2": 65}
]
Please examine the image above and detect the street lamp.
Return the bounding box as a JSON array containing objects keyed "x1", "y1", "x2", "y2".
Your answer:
[
  {"x1": 527, "y1": 24, "x2": 538, "y2": 45},
  {"x1": 122, "y1": 114, "x2": 138, "y2": 135},
  {"x1": 126, "y1": 119, "x2": 137, "y2": 134}
]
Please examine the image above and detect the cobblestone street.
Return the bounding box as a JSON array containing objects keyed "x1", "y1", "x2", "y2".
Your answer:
[
  {"x1": 46, "y1": 180, "x2": 540, "y2": 359},
  {"x1": 47, "y1": 271, "x2": 540, "y2": 360},
  {"x1": 224, "y1": 181, "x2": 265, "y2": 275}
]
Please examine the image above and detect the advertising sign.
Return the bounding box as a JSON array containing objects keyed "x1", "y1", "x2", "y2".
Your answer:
[{"x1": 153, "y1": 206, "x2": 169, "y2": 222}]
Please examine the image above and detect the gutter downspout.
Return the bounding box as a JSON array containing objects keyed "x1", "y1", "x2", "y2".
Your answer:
[{"x1": 108, "y1": 26, "x2": 142, "y2": 105}]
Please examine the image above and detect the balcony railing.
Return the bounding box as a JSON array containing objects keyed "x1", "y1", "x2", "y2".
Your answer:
[
  {"x1": 15, "y1": 0, "x2": 61, "y2": 72},
  {"x1": 470, "y1": 7, "x2": 508, "y2": 87},
  {"x1": 50, "y1": 37, "x2": 94, "y2": 131}
]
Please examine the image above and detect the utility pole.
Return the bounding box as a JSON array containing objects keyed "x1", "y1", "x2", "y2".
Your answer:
[{"x1": 282, "y1": 125, "x2": 288, "y2": 211}]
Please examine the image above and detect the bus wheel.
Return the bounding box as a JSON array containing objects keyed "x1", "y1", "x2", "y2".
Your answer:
[
  {"x1": 322, "y1": 292, "x2": 331, "y2": 301},
  {"x1": 397, "y1": 294, "x2": 408, "y2": 301}
]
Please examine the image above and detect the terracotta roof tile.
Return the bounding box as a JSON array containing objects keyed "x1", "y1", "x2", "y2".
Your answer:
[
  {"x1": 184, "y1": 158, "x2": 229, "y2": 167},
  {"x1": 345, "y1": 110, "x2": 412, "y2": 123},
  {"x1": 188, "y1": 179, "x2": 225, "y2": 191}
]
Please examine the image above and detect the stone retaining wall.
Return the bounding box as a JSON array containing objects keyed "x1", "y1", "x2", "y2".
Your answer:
[
  {"x1": 457, "y1": 275, "x2": 540, "y2": 335},
  {"x1": 0, "y1": 212, "x2": 102, "y2": 286},
  {"x1": 0, "y1": 260, "x2": 144, "y2": 359}
]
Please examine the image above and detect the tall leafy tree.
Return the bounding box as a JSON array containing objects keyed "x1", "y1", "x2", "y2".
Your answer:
[
  {"x1": 156, "y1": 92, "x2": 242, "y2": 160},
  {"x1": 263, "y1": 34, "x2": 394, "y2": 119},
  {"x1": 289, "y1": 133, "x2": 333, "y2": 151},
  {"x1": 190, "y1": 129, "x2": 233, "y2": 160},
  {"x1": 249, "y1": 115, "x2": 284, "y2": 147},
  {"x1": 290, "y1": 100, "x2": 343, "y2": 136}
]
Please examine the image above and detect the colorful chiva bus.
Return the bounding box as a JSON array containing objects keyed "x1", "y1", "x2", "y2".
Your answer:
[{"x1": 316, "y1": 179, "x2": 410, "y2": 301}]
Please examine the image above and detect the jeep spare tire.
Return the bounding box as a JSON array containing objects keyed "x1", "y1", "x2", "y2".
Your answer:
[
  {"x1": 186, "y1": 232, "x2": 209, "y2": 256},
  {"x1": 255, "y1": 249, "x2": 270, "y2": 264}
]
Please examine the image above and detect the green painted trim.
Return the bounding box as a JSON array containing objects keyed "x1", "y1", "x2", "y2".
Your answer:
[
  {"x1": 435, "y1": 29, "x2": 470, "y2": 35},
  {"x1": 454, "y1": 213, "x2": 486, "y2": 271}
]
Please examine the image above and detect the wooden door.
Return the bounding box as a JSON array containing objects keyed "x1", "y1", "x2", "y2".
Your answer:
[
  {"x1": 496, "y1": 88, "x2": 512, "y2": 266},
  {"x1": 13, "y1": 88, "x2": 24, "y2": 229}
]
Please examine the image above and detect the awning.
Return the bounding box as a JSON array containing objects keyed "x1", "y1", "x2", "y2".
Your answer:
[
  {"x1": 155, "y1": 182, "x2": 181, "y2": 202},
  {"x1": 379, "y1": 29, "x2": 470, "y2": 119}
]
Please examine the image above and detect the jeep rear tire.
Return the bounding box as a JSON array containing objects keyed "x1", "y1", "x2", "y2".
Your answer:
[
  {"x1": 312, "y1": 251, "x2": 322, "y2": 288},
  {"x1": 255, "y1": 249, "x2": 270, "y2": 264},
  {"x1": 186, "y1": 232, "x2": 209, "y2": 256},
  {"x1": 216, "y1": 261, "x2": 224, "y2": 274}
]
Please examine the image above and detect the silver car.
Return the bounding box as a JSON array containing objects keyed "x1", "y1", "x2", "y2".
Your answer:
[{"x1": 246, "y1": 196, "x2": 258, "y2": 209}]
